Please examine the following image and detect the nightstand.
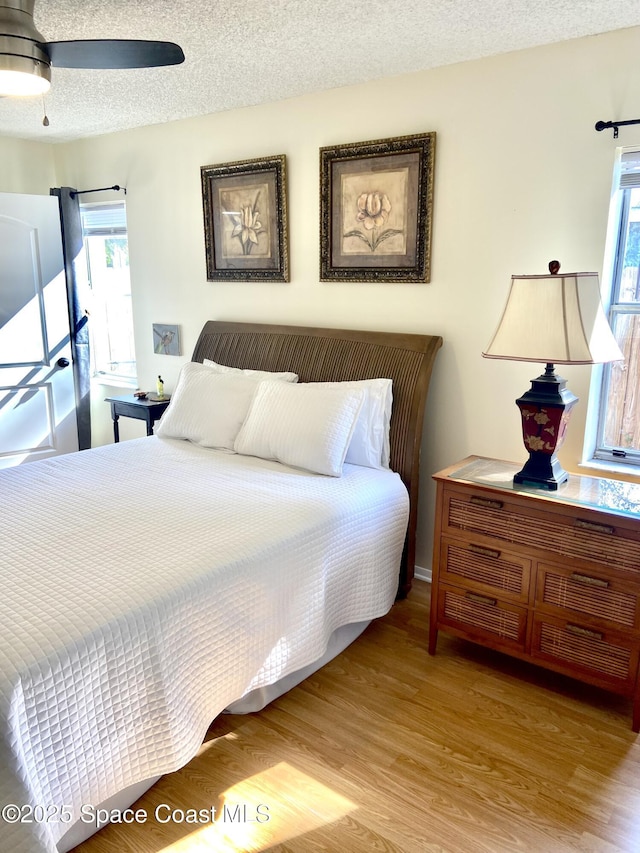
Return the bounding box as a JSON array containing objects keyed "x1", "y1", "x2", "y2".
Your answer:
[
  {"x1": 430, "y1": 455, "x2": 640, "y2": 730},
  {"x1": 104, "y1": 394, "x2": 171, "y2": 442}
]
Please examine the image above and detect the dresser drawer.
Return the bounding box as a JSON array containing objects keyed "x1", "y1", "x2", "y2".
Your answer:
[
  {"x1": 443, "y1": 487, "x2": 640, "y2": 577},
  {"x1": 531, "y1": 614, "x2": 639, "y2": 693},
  {"x1": 536, "y1": 563, "x2": 640, "y2": 630},
  {"x1": 437, "y1": 584, "x2": 527, "y2": 652},
  {"x1": 440, "y1": 536, "x2": 530, "y2": 602}
]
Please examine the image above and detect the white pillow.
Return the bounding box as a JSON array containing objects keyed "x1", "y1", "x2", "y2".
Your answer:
[
  {"x1": 313, "y1": 378, "x2": 393, "y2": 469},
  {"x1": 156, "y1": 362, "x2": 260, "y2": 450},
  {"x1": 203, "y1": 358, "x2": 298, "y2": 383},
  {"x1": 234, "y1": 381, "x2": 365, "y2": 476}
]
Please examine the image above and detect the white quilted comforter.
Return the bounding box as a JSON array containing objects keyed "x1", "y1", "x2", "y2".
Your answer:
[{"x1": 0, "y1": 437, "x2": 408, "y2": 852}]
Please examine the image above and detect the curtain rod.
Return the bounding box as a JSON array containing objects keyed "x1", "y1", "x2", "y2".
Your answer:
[
  {"x1": 70, "y1": 185, "x2": 126, "y2": 199},
  {"x1": 595, "y1": 119, "x2": 640, "y2": 139}
]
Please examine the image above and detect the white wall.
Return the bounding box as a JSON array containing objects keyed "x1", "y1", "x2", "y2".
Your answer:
[
  {"x1": 3, "y1": 26, "x2": 640, "y2": 570},
  {"x1": 0, "y1": 137, "x2": 57, "y2": 192}
]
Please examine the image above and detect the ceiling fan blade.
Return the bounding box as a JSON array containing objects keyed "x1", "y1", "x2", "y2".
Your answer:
[{"x1": 44, "y1": 39, "x2": 185, "y2": 70}]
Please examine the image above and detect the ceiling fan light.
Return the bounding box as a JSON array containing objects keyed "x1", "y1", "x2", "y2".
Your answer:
[{"x1": 0, "y1": 54, "x2": 50, "y2": 96}]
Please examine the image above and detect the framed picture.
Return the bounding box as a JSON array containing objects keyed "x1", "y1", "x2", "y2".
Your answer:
[
  {"x1": 201, "y1": 154, "x2": 289, "y2": 282},
  {"x1": 320, "y1": 132, "x2": 436, "y2": 283},
  {"x1": 153, "y1": 323, "x2": 180, "y2": 355}
]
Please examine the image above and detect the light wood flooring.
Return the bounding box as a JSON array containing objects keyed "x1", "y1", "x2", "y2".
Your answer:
[{"x1": 72, "y1": 580, "x2": 640, "y2": 853}]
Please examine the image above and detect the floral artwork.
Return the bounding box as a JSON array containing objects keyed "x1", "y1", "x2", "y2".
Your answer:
[
  {"x1": 152, "y1": 323, "x2": 180, "y2": 355},
  {"x1": 201, "y1": 155, "x2": 289, "y2": 282},
  {"x1": 220, "y1": 184, "x2": 272, "y2": 259},
  {"x1": 320, "y1": 132, "x2": 435, "y2": 282},
  {"x1": 357, "y1": 192, "x2": 392, "y2": 231},
  {"x1": 341, "y1": 172, "x2": 408, "y2": 256}
]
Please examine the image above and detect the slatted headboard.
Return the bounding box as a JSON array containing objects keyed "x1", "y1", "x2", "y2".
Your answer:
[{"x1": 192, "y1": 321, "x2": 443, "y2": 595}]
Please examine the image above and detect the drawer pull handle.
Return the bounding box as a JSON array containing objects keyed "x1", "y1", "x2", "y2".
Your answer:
[
  {"x1": 470, "y1": 496, "x2": 504, "y2": 510},
  {"x1": 570, "y1": 572, "x2": 610, "y2": 589},
  {"x1": 465, "y1": 591, "x2": 498, "y2": 607},
  {"x1": 469, "y1": 544, "x2": 501, "y2": 559},
  {"x1": 574, "y1": 518, "x2": 615, "y2": 536},
  {"x1": 565, "y1": 623, "x2": 603, "y2": 641}
]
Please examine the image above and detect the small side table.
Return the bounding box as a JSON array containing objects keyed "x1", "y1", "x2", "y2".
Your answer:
[
  {"x1": 105, "y1": 394, "x2": 171, "y2": 442},
  {"x1": 430, "y1": 455, "x2": 640, "y2": 730}
]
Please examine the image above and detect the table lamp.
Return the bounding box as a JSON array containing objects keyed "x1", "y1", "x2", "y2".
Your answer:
[{"x1": 482, "y1": 260, "x2": 624, "y2": 490}]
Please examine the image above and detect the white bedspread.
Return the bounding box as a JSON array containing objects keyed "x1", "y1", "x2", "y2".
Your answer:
[{"x1": 0, "y1": 437, "x2": 408, "y2": 852}]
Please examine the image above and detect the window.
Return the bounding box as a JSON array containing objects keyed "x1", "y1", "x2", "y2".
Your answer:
[
  {"x1": 588, "y1": 149, "x2": 640, "y2": 469},
  {"x1": 81, "y1": 202, "x2": 137, "y2": 385}
]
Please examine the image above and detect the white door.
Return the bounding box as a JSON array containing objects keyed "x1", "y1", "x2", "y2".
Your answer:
[{"x1": 0, "y1": 192, "x2": 79, "y2": 468}]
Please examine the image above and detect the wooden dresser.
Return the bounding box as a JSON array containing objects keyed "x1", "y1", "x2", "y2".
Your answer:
[{"x1": 429, "y1": 456, "x2": 640, "y2": 730}]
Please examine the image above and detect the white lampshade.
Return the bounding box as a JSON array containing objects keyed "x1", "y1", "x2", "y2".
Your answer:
[
  {"x1": 483, "y1": 271, "x2": 624, "y2": 365},
  {"x1": 0, "y1": 55, "x2": 50, "y2": 96}
]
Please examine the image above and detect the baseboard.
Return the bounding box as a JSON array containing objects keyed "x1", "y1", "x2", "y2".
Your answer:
[{"x1": 413, "y1": 564, "x2": 432, "y2": 583}]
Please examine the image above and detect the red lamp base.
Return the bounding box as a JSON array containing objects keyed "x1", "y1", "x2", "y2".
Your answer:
[{"x1": 513, "y1": 363, "x2": 578, "y2": 491}]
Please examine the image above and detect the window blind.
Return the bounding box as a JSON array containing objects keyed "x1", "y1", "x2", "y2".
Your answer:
[
  {"x1": 80, "y1": 203, "x2": 127, "y2": 235},
  {"x1": 619, "y1": 150, "x2": 640, "y2": 189}
]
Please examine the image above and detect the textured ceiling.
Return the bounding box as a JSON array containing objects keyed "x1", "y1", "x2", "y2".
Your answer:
[{"x1": 1, "y1": 0, "x2": 640, "y2": 143}]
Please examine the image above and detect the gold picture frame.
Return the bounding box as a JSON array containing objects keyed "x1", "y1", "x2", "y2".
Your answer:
[
  {"x1": 320, "y1": 132, "x2": 436, "y2": 282},
  {"x1": 201, "y1": 154, "x2": 289, "y2": 282}
]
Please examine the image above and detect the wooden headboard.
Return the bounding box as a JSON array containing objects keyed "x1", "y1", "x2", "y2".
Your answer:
[{"x1": 192, "y1": 321, "x2": 443, "y2": 595}]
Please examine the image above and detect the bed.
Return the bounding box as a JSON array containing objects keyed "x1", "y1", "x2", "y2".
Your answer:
[{"x1": 0, "y1": 321, "x2": 442, "y2": 853}]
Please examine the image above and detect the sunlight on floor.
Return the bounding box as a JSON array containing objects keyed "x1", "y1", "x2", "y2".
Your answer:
[{"x1": 158, "y1": 760, "x2": 356, "y2": 852}]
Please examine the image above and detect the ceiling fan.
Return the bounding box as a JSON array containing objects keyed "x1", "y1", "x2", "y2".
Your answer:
[{"x1": 0, "y1": 0, "x2": 184, "y2": 96}]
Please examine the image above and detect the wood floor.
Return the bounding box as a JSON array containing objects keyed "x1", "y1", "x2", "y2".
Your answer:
[{"x1": 72, "y1": 580, "x2": 640, "y2": 853}]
